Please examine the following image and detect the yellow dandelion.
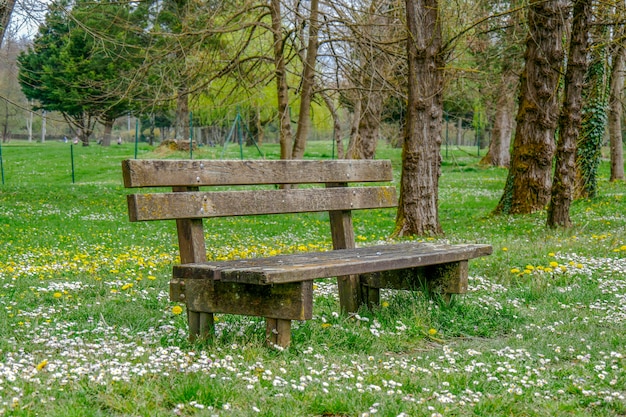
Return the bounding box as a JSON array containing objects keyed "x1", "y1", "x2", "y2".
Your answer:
[
  {"x1": 510, "y1": 268, "x2": 521, "y2": 274},
  {"x1": 525, "y1": 265, "x2": 535, "y2": 270},
  {"x1": 502, "y1": 247, "x2": 508, "y2": 251},
  {"x1": 52, "y1": 292, "x2": 63, "y2": 299},
  {"x1": 36, "y1": 359, "x2": 48, "y2": 371},
  {"x1": 381, "y1": 301, "x2": 390, "y2": 308},
  {"x1": 321, "y1": 323, "x2": 332, "y2": 329},
  {"x1": 148, "y1": 275, "x2": 156, "y2": 280},
  {"x1": 544, "y1": 267, "x2": 553, "y2": 273},
  {"x1": 621, "y1": 245, "x2": 626, "y2": 251},
  {"x1": 549, "y1": 261, "x2": 559, "y2": 268},
  {"x1": 171, "y1": 305, "x2": 183, "y2": 315},
  {"x1": 548, "y1": 252, "x2": 556, "y2": 257},
  {"x1": 121, "y1": 283, "x2": 133, "y2": 291},
  {"x1": 428, "y1": 328, "x2": 438, "y2": 336},
  {"x1": 560, "y1": 266, "x2": 567, "y2": 272},
  {"x1": 576, "y1": 263, "x2": 583, "y2": 269}
]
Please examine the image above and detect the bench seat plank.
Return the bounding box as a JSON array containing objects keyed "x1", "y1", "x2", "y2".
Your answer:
[
  {"x1": 173, "y1": 242, "x2": 492, "y2": 285},
  {"x1": 127, "y1": 186, "x2": 397, "y2": 221},
  {"x1": 123, "y1": 159, "x2": 393, "y2": 188}
]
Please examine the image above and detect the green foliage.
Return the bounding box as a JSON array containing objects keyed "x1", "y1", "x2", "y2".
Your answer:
[{"x1": 17, "y1": 0, "x2": 141, "y2": 140}]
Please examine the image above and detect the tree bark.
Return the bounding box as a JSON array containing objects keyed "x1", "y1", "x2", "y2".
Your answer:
[
  {"x1": 320, "y1": 90, "x2": 344, "y2": 159},
  {"x1": 494, "y1": 0, "x2": 567, "y2": 215},
  {"x1": 358, "y1": 93, "x2": 382, "y2": 159},
  {"x1": 292, "y1": 0, "x2": 320, "y2": 159},
  {"x1": 346, "y1": 99, "x2": 362, "y2": 159},
  {"x1": 102, "y1": 118, "x2": 114, "y2": 147},
  {"x1": 270, "y1": 0, "x2": 293, "y2": 160},
  {"x1": 175, "y1": 90, "x2": 189, "y2": 140},
  {"x1": 394, "y1": 0, "x2": 444, "y2": 237},
  {"x1": 547, "y1": 0, "x2": 591, "y2": 228},
  {"x1": 609, "y1": 41, "x2": 625, "y2": 181},
  {"x1": 480, "y1": 72, "x2": 517, "y2": 167},
  {"x1": 0, "y1": 0, "x2": 15, "y2": 49},
  {"x1": 575, "y1": 41, "x2": 609, "y2": 199}
]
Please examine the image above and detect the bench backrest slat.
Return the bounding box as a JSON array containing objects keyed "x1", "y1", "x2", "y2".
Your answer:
[
  {"x1": 122, "y1": 159, "x2": 393, "y2": 188},
  {"x1": 127, "y1": 186, "x2": 397, "y2": 221}
]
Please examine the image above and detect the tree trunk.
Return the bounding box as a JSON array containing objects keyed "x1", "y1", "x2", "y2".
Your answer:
[
  {"x1": 394, "y1": 0, "x2": 444, "y2": 237},
  {"x1": 27, "y1": 105, "x2": 33, "y2": 142},
  {"x1": 480, "y1": 72, "x2": 517, "y2": 167},
  {"x1": 609, "y1": 41, "x2": 625, "y2": 181},
  {"x1": 102, "y1": 118, "x2": 114, "y2": 147},
  {"x1": 494, "y1": 0, "x2": 566, "y2": 215},
  {"x1": 547, "y1": 0, "x2": 591, "y2": 228},
  {"x1": 320, "y1": 90, "x2": 344, "y2": 159},
  {"x1": 175, "y1": 90, "x2": 189, "y2": 140},
  {"x1": 0, "y1": 0, "x2": 15, "y2": 49},
  {"x1": 358, "y1": 93, "x2": 382, "y2": 159},
  {"x1": 1, "y1": 99, "x2": 8, "y2": 142},
  {"x1": 575, "y1": 43, "x2": 609, "y2": 199},
  {"x1": 292, "y1": 0, "x2": 320, "y2": 159},
  {"x1": 346, "y1": 99, "x2": 362, "y2": 159},
  {"x1": 270, "y1": 0, "x2": 293, "y2": 160},
  {"x1": 41, "y1": 111, "x2": 46, "y2": 143}
]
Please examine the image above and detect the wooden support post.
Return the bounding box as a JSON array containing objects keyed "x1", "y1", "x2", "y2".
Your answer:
[
  {"x1": 173, "y1": 186, "x2": 213, "y2": 342},
  {"x1": 266, "y1": 318, "x2": 292, "y2": 347},
  {"x1": 425, "y1": 260, "x2": 469, "y2": 300},
  {"x1": 187, "y1": 308, "x2": 200, "y2": 342},
  {"x1": 327, "y1": 182, "x2": 360, "y2": 313},
  {"x1": 361, "y1": 285, "x2": 380, "y2": 310}
]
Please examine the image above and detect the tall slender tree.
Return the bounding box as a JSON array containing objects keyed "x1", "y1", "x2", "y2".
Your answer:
[
  {"x1": 608, "y1": 24, "x2": 625, "y2": 181},
  {"x1": 547, "y1": 0, "x2": 592, "y2": 228},
  {"x1": 575, "y1": 32, "x2": 609, "y2": 199},
  {"x1": 494, "y1": 0, "x2": 567, "y2": 215},
  {"x1": 292, "y1": 0, "x2": 320, "y2": 159},
  {"x1": 394, "y1": 0, "x2": 445, "y2": 236},
  {"x1": 270, "y1": 0, "x2": 293, "y2": 160}
]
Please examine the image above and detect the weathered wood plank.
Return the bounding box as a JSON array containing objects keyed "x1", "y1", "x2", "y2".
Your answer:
[
  {"x1": 361, "y1": 261, "x2": 468, "y2": 293},
  {"x1": 170, "y1": 277, "x2": 313, "y2": 320},
  {"x1": 122, "y1": 159, "x2": 393, "y2": 188},
  {"x1": 127, "y1": 186, "x2": 397, "y2": 221},
  {"x1": 173, "y1": 243, "x2": 493, "y2": 285}
]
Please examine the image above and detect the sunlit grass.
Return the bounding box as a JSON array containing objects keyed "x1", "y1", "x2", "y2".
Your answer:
[{"x1": 0, "y1": 140, "x2": 624, "y2": 416}]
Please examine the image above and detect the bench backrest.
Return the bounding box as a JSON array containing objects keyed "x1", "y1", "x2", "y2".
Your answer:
[{"x1": 122, "y1": 159, "x2": 397, "y2": 266}]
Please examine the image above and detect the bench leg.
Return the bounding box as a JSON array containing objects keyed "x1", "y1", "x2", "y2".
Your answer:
[
  {"x1": 337, "y1": 274, "x2": 362, "y2": 314},
  {"x1": 360, "y1": 284, "x2": 380, "y2": 310},
  {"x1": 188, "y1": 310, "x2": 215, "y2": 342},
  {"x1": 265, "y1": 318, "x2": 291, "y2": 348},
  {"x1": 425, "y1": 260, "x2": 469, "y2": 304}
]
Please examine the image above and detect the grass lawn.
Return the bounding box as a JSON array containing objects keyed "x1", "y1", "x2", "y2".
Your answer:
[{"x1": 0, "y1": 140, "x2": 625, "y2": 416}]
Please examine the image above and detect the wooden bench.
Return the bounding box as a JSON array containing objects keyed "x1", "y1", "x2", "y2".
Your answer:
[{"x1": 122, "y1": 159, "x2": 492, "y2": 347}]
